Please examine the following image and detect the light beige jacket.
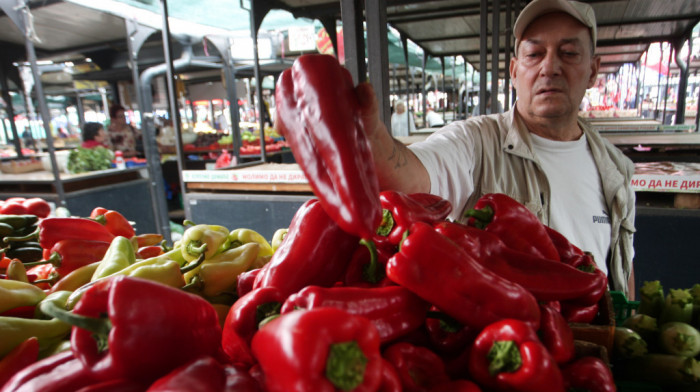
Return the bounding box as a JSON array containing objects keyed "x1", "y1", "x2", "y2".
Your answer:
[{"x1": 444, "y1": 109, "x2": 636, "y2": 295}]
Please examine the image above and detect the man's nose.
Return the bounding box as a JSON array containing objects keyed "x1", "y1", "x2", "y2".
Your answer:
[{"x1": 539, "y1": 50, "x2": 562, "y2": 76}]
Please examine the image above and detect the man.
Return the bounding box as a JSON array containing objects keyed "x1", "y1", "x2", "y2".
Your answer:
[
  {"x1": 357, "y1": 0, "x2": 636, "y2": 297},
  {"x1": 425, "y1": 105, "x2": 445, "y2": 128}
]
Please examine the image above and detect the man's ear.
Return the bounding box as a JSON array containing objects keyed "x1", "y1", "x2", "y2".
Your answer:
[
  {"x1": 509, "y1": 57, "x2": 518, "y2": 84},
  {"x1": 587, "y1": 55, "x2": 601, "y2": 88}
]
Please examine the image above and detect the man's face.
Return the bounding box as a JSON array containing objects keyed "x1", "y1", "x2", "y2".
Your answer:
[{"x1": 510, "y1": 12, "x2": 600, "y2": 122}]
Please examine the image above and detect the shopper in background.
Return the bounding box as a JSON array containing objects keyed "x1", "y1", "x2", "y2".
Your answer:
[
  {"x1": 108, "y1": 104, "x2": 142, "y2": 158},
  {"x1": 471, "y1": 90, "x2": 504, "y2": 116},
  {"x1": 81, "y1": 122, "x2": 110, "y2": 149},
  {"x1": 390, "y1": 100, "x2": 416, "y2": 137},
  {"x1": 425, "y1": 105, "x2": 445, "y2": 128},
  {"x1": 357, "y1": 0, "x2": 636, "y2": 297}
]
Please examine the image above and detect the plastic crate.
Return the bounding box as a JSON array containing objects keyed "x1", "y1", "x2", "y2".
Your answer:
[{"x1": 610, "y1": 291, "x2": 640, "y2": 325}]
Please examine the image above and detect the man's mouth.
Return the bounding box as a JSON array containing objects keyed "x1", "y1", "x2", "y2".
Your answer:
[{"x1": 536, "y1": 87, "x2": 563, "y2": 95}]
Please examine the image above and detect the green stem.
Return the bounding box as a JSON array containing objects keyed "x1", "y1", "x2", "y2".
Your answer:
[
  {"x1": 359, "y1": 239, "x2": 382, "y2": 284},
  {"x1": 40, "y1": 300, "x2": 112, "y2": 337},
  {"x1": 91, "y1": 215, "x2": 107, "y2": 225},
  {"x1": 183, "y1": 219, "x2": 197, "y2": 227},
  {"x1": 180, "y1": 252, "x2": 206, "y2": 274},
  {"x1": 463, "y1": 206, "x2": 494, "y2": 229},
  {"x1": 487, "y1": 340, "x2": 522, "y2": 376},
  {"x1": 375, "y1": 209, "x2": 394, "y2": 237},
  {"x1": 2, "y1": 226, "x2": 40, "y2": 245},
  {"x1": 426, "y1": 311, "x2": 462, "y2": 333},
  {"x1": 23, "y1": 252, "x2": 61, "y2": 269},
  {"x1": 326, "y1": 340, "x2": 368, "y2": 391},
  {"x1": 185, "y1": 241, "x2": 207, "y2": 258}
]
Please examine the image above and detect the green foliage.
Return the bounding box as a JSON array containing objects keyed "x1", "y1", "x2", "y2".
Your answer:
[{"x1": 67, "y1": 147, "x2": 114, "y2": 174}]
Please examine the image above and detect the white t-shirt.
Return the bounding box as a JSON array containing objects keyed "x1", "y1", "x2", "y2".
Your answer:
[{"x1": 530, "y1": 133, "x2": 611, "y2": 274}]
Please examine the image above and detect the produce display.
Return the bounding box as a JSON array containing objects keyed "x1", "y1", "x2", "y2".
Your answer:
[
  {"x1": 66, "y1": 147, "x2": 114, "y2": 174},
  {"x1": 613, "y1": 281, "x2": 700, "y2": 390},
  {"x1": 0, "y1": 53, "x2": 692, "y2": 391}
]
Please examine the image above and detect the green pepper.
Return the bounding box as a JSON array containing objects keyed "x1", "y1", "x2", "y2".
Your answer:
[
  {"x1": 184, "y1": 242, "x2": 259, "y2": 297},
  {"x1": 180, "y1": 222, "x2": 230, "y2": 262},
  {"x1": 91, "y1": 236, "x2": 136, "y2": 281},
  {"x1": 0, "y1": 291, "x2": 72, "y2": 358},
  {"x1": 229, "y1": 228, "x2": 274, "y2": 257},
  {"x1": 0, "y1": 279, "x2": 46, "y2": 314}
]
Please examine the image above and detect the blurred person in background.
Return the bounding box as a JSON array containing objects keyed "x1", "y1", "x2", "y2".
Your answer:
[
  {"x1": 390, "y1": 100, "x2": 416, "y2": 137},
  {"x1": 81, "y1": 122, "x2": 110, "y2": 149},
  {"x1": 108, "y1": 104, "x2": 142, "y2": 158}
]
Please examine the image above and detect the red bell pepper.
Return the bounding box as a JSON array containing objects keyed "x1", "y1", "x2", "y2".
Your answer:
[
  {"x1": 90, "y1": 207, "x2": 135, "y2": 239},
  {"x1": 378, "y1": 191, "x2": 452, "y2": 246},
  {"x1": 429, "y1": 380, "x2": 482, "y2": 392},
  {"x1": 221, "y1": 287, "x2": 286, "y2": 367},
  {"x1": 23, "y1": 239, "x2": 111, "y2": 279},
  {"x1": 281, "y1": 285, "x2": 429, "y2": 344},
  {"x1": 544, "y1": 225, "x2": 588, "y2": 263},
  {"x1": 464, "y1": 193, "x2": 560, "y2": 261},
  {"x1": 425, "y1": 306, "x2": 476, "y2": 355},
  {"x1": 236, "y1": 268, "x2": 261, "y2": 298},
  {"x1": 343, "y1": 239, "x2": 395, "y2": 287},
  {"x1": 382, "y1": 342, "x2": 450, "y2": 392},
  {"x1": 41, "y1": 275, "x2": 223, "y2": 383},
  {"x1": 21, "y1": 198, "x2": 51, "y2": 218},
  {"x1": 2, "y1": 217, "x2": 115, "y2": 251},
  {"x1": 386, "y1": 222, "x2": 541, "y2": 331},
  {"x1": 0, "y1": 337, "x2": 39, "y2": 388},
  {"x1": 136, "y1": 245, "x2": 163, "y2": 259},
  {"x1": 253, "y1": 199, "x2": 358, "y2": 297},
  {"x1": 468, "y1": 319, "x2": 565, "y2": 392},
  {"x1": 538, "y1": 302, "x2": 575, "y2": 364},
  {"x1": 435, "y1": 221, "x2": 607, "y2": 305},
  {"x1": 275, "y1": 54, "x2": 381, "y2": 239},
  {"x1": 561, "y1": 356, "x2": 616, "y2": 392},
  {"x1": 74, "y1": 379, "x2": 147, "y2": 392},
  {"x1": 561, "y1": 301, "x2": 600, "y2": 324},
  {"x1": 147, "y1": 356, "x2": 260, "y2": 392},
  {"x1": 378, "y1": 359, "x2": 402, "y2": 392},
  {"x1": 251, "y1": 307, "x2": 383, "y2": 392},
  {"x1": 1, "y1": 351, "x2": 98, "y2": 392}
]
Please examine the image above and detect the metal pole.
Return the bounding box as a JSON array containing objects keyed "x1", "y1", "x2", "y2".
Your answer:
[
  {"x1": 479, "y1": 0, "x2": 488, "y2": 114},
  {"x1": 366, "y1": 0, "x2": 391, "y2": 130},
  {"x1": 504, "y1": 0, "x2": 512, "y2": 111},
  {"x1": 340, "y1": 0, "x2": 366, "y2": 84},
  {"x1": 0, "y1": 60, "x2": 22, "y2": 156},
  {"x1": 662, "y1": 44, "x2": 673, "y2": 125},
  {"x1": 249, "y1": 2, "x2": 267, "y2": 161},
  {"x1": 75, "y1": 92, "x2": 85, "y2": 130},
  {"x1": 491, "y1": 0, "x2": 500, "y2": 112}
]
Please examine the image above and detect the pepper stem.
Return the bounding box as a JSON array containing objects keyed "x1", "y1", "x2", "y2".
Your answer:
[
  {"x1": 426, "y1": 310, "x2": 463, "y2": 333},
  {"x1": 375, "y1": 209, "x2": 394, "y2": 237},
  {"x1": 2, "y1": 226, "x2": 40, "y2": 245},
  {"x1": 463, "y1": 206, "x2": 494, "y2": 229},
  {"x1": 487, "y1": 340, "x2": 522, "y2": 376},
  {"x1": 23, "y1": 252, "x2": 61, "y2": 269},
  {"x1": 183, "y1": 219, "x2": 197, "y2": 227},
  {"x1": 180, "y1": 252, "x2": 206, "y2": 274},
  {"x1": 40, "y1": 300, "x2": 112, "y2": 353},
  {"x1": 185, "y1": 241, "x2": 207, "y2": 258},
  {"x1": 359, "y1": 239, "x2": 382, "y2": 284},
  {"x1": 91, "y1": 215, "x2": 107, "y2": 225},
  {"x1": 325, "y1": 340, "x2": 368, "y2": 391}
]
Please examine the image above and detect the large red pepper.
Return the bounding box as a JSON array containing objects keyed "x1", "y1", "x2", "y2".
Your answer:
[
  {"x1": 90, "y1": 207, "x2": 135, "y2": 238},
  {"x1": 0, "y1": 351, "x2": 98, "y2": 392},
  {"x1": 561, "y1": 356, "x2": 616, "y2": 392},
  {"x1": 23, "y1": 239, "x2": 111, "y2": 279},
  {"x1": 147, "y1": 356, "x2": 260, "y2": 392},
  {"x1": 464, "y1": 193, "x2": 560, "y2": 261},
  {"x1": 429, "y1": 380, "x2": 482, "y2": 392},
  {"x1": 538, "y1": 302, "x2": 575, "y2": 364},
  {"x1": 382, "y1": 342, "x2": 450, "y2": 392},
  {"x1": 251, "y1": 307, "x2": 383, "y2": 392},
  {"x1": 561, "y1": 300, "x2": 600, "y2": 324},
  {"x1": 281, "y1": 285, "x2": 429, "y2": 344},
  {"x1": 378, "y1": 191, "x2": 452, "y2": 246},
  {"x1": 434, "y1": 221, "x2": 606, "y2": 305},
  {"x1": 468, "y1": 319, "x2": 565, "y2": 392},
  {"x1": 386, "y1": 222, "x2": 540, "y2": 331},
  {"x1": 275, "y1": 54, "x2": 381, "y2": 239},
  {"x1": 253, "y1": 199, "x2": 358, "y2": 297},
  {"x1": 2, "y1": 217, "x2": 115, "y2": 251},
  {"x1": 236, "y1": 268, "x2": 261, "y2": 298},
  {"x1": 0, "y1": 337, "x2": 39, "y2": 389},
  {"x1": 221, "y1": 287, "x2": 286, "y2": 367},
  {"x1": 41, "y1": 275, "x2": 223, "y2": 383}
]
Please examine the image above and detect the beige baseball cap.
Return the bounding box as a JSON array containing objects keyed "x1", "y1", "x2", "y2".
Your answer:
[{"x1": 513, "y1": 0, "x2": 597, "y2": 55}]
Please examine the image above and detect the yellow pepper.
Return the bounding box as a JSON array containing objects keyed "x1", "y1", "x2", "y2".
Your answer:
[
  {"x1": 49, "y1": 262, "x2": 100, "y2": 294},
  {"x1": 180, "y1": 222, "x2": 230, "y2": 262},
  {"x1": 5, "y1": 260, "x2": 29, "y2": 283},
  {"x1": 0, "y1": 279, "x2": 46, "y2": 314},
  {"x1": 185, "y1": 242, "x2": 259, "y2": 297},
  {"x1": 229, "y1": 228, "x2": 274, "y2": 257},
  {"x1": 91, "y1": 236, "x2": 136, "y2": 281},
  {"x1": 270, "y1": 228, "x2": 288, "y2": 253}
]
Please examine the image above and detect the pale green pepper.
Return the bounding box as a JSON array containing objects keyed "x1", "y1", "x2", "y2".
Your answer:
[
  {"x1": 229, "y1": 228, "x2": 274, "y2": 257},
  {"x1": 91, "y1": 236, "x2": 136, "y2": 281},
  {"x1": 270, "y1": 228, "x2": 288, "y2": 253},
  {"x1": 183, "y1": 242, "x2": 259, "y2": 297},
  {"x1": 0, "y1": 279, "x2": 46, "y2": 314}
]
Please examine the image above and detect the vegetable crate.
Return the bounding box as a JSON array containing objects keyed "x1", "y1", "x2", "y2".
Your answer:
[
  {"x1": 610, "y1": 290, "x2": 640, "y2": 325},
  {"x1": 569, "y1": 291, "x2": 616, "y2": 356}
]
